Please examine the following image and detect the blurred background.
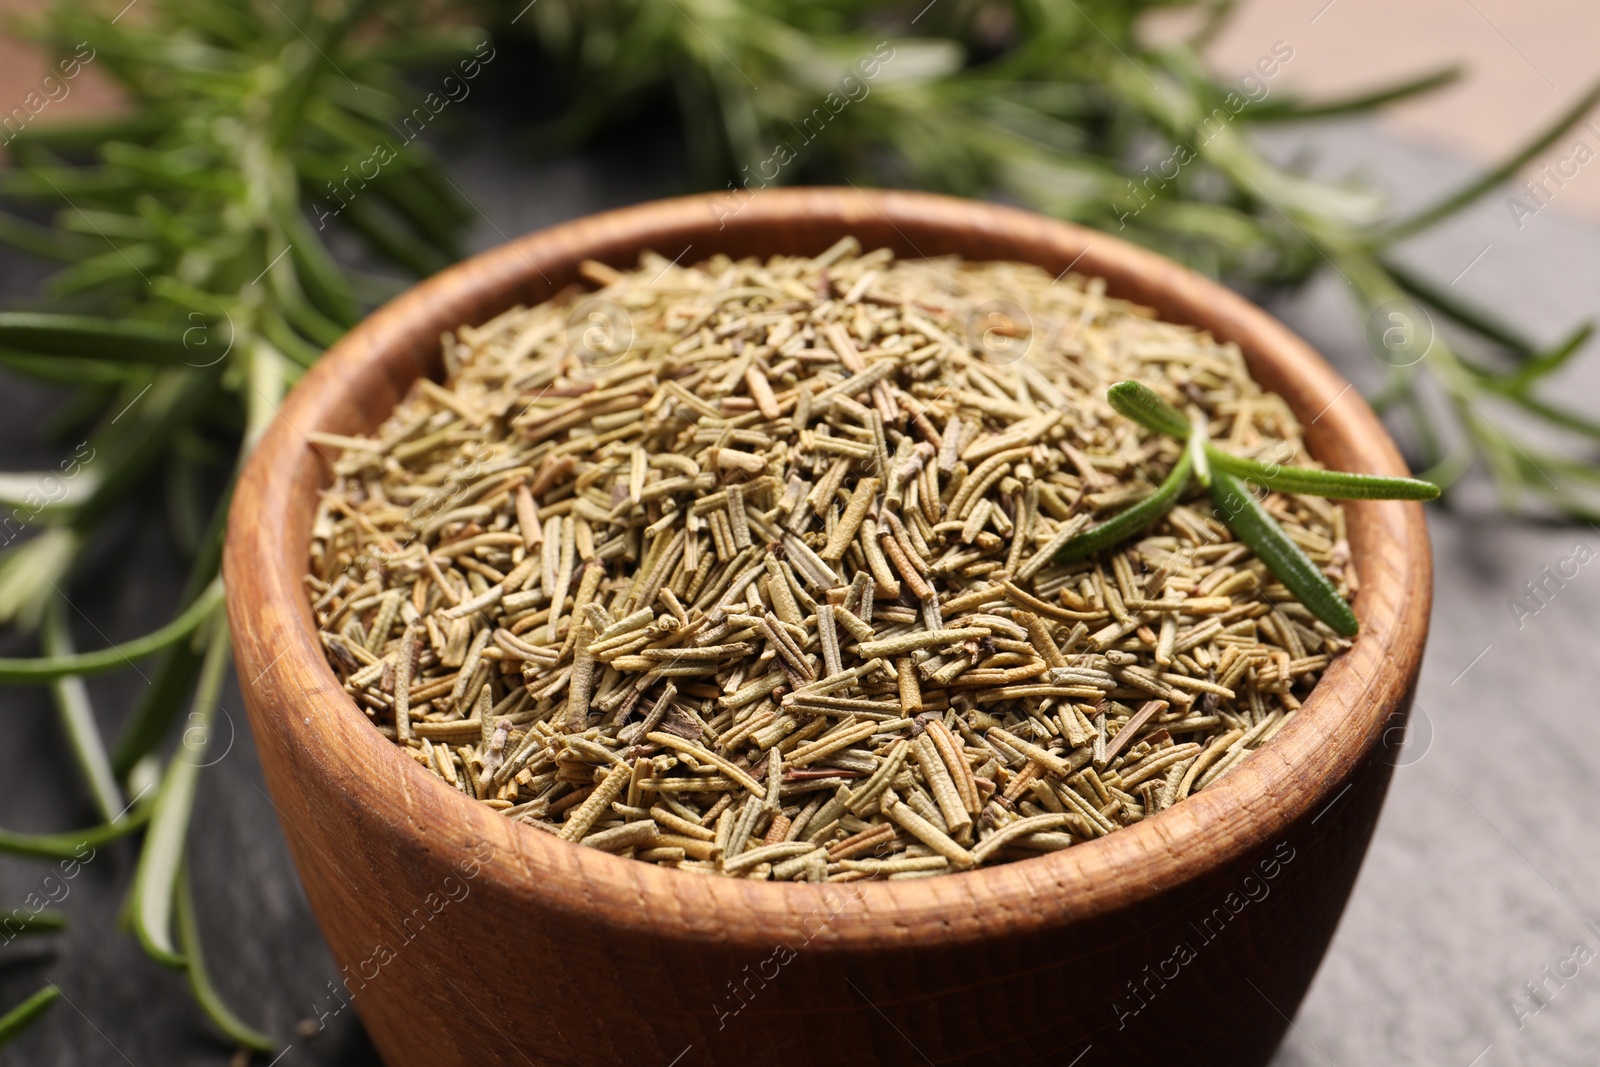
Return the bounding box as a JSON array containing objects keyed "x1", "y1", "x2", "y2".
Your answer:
[{"x1": 0, "y1": 1, "x2": 1598, "y2": 1064}]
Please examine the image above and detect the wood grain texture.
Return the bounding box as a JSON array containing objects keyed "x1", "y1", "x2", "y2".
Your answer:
[{"x1": 222, "y1": 187, "x2": 1431, "y2": 1067}]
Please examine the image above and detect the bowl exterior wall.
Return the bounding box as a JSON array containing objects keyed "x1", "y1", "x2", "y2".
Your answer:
[
  {"x1": 226, "y1": 188, "x2": 1429, "y2": 1067},
  {"x1": 245, "y1": 685, "x2": 1401, "y2": 1066}
]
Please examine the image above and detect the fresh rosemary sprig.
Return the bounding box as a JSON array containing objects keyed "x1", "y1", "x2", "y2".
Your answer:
[
  {"x1": 42, "y1": 601, "x2": 124, "y2": 823},
  {"x1": 1058, "y1": 381, "x2": 1440, "y2": 636},
  {"x1": 2, "y1": 908, "x2": 67, "y2": 937},
  {"x1": 0, "y1": 0, "x2": 484, "y2": 1051},
  {"x1": 0, "y1": 985, "x2": 62, "y2": 1049},
  {"x1": 0, "y1": 580, "x2": 223, "y2": 681},
  {"x1": 175, "y1": 866, "x2": 275, "y2": 1054},
  {"x1": 0, "y1": 801, "x2": 152, "y2": 859},
  {"x1": 130, "y1": 626, "x2": 231, "y2": 968}
]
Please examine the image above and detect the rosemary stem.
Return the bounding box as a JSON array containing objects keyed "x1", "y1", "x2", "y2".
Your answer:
[
  {"x1": 0, "y1": 579, "x2": 223, "y2": 682},
  {"x1": 244, "y1": 339, "x2": 291, "y2": 454},
  {"x1": 41, "y1": 599, "x2": 124, "y2": 823},
  {"x1": 175, "y1": 865, "x2": 276, "y2": 1053},
  {"x1": 0, "y1": 801, "x2": 152, "y2": 859},
  {"x1": 0, "y1": 985, "x2": 61, "y2": 1048},
  {"x1": 1, "y1": 908, "x2": 66, "y2": 935},
  {"x1": 130, "y1": 626, "x2": 231, "y2": 968}
]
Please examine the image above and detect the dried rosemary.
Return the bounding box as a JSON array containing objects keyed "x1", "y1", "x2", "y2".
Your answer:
[{"x1": 307, "y1": 239, "x2": 1357, "y2": 880}]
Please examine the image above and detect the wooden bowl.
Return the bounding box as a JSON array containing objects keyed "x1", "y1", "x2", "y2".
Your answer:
[{"x1": 225, "y1": 188, "x2": 1430, "y2": 1067}]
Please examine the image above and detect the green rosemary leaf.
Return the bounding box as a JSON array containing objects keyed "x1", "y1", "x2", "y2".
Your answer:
[
  {"x1": 0, "y1": 313, "x2": 192, "y2": 364},
  {"x1": 1186, "y1": 0, "x2": 1239, "y2": 50},
  {"x1": 0, "y1": 579, "x2": 223, "y2": 683},
  {"x1": 267, "y1": 37, "x2": 338, "y2": 153},
  {"x1": 274, "y1": 280, "x2": 349, "y2": 350},
  {"x1": 1206, "y1": 448, "x2": 1440, "y2": 500},
  {"x1": 48, "y1": 247, "x2": 164, "y2": 299},
  {"x1": 1208, "y1": 466, "x2": 1359, "y2": 636},
  {"x1": 42, "y1": 601, "x2": 125, "y2": 825},
  {"x1": 1508, "y1": 445, "x2": 1600, "y2": 488},
  {"x1": 1501, "y1": 392, "x2": 1600, "y2": 443},
  {"x1": 339, "y1": 195, "x2": 453, "y2": 277},
  {"x1": 0, "y1": 165, "x2": 139, "y2": 200},
  {"x1": 1401, "y1": 392, "x2": 1449, "y2": 478},
  {"x1": 0, "y1": 527, "x2": 80, "y2": 631},
  {"x1": 5, "y1": 112, "x2": 173, "y2": 153},
  {"x1": 0, "y1": 805, "x2": 151, "y2": 860},
  {"x1": 1054, "y1": 446, "x2": 1194, "y2": 562},
  {"x1": 1188, "y1": 412, "x2": 1212, "y2": 488},
  {"x1": 361, "y1": 24, "x2": 492, "y2": 67},
  {"x1": 1492, "y1": 323, "x2": 1595, "y2": 394},
  {"x1": 174, "y1": 867, "x2": 276, "y2": 1053},
  {"x1": 0, "y1": 211, "x2": 100, "y2": 261},
  {"x1": 131, "y1": 630, "x2": 231, "y2": 968},
  {"x1": 1106, "y1": 380, "x2": 1192, "y2": 439},
  {"x1": 282, "y1": 215, "x2": 361, "y2": 329},
  {"x1": 365, "y1": 169, "x2": 470, "y2": 258},
  {"x1": 0, "y1": 469, "x2": 100, "y2": 516},
  {"x1": 1347, "y1": 246, "x2": 1598, "y2": 522},
  {"x1": 261, "y1": 314, "x2": 324, "y2": 369},
  {"x1": 1380, "y1": 256, "x2": 1537, "y2": 355},
  {"x1": 0, "y1": 985, "x2": 61, "y2": 1048},
  {"x1": 0, "y1": 352, "x2": 137, "y2": 386},
  {"x1": 1383, "y1": 71, "x2": 1600, "y2": 241},
  {"x1": 1247, "y1": 66, "x2": 1461, "y2": 123},
  {"x1": 2, "y1": 908, "x2": 66, "y2": 936}
]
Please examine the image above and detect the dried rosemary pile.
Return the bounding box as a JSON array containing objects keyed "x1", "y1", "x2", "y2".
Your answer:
[{"x1": 306, "y1": 238, "x2": 1354, "y2": 880}]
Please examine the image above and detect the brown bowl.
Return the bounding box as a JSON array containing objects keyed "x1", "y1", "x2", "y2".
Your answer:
[{"x1": 224, "y1": 187, "x2": 1430, "y2": 1067}]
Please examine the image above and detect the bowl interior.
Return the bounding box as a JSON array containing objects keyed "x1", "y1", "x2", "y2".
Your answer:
[{"x1": 226, "y1": 186, "x2": 1430, "y2": 945}]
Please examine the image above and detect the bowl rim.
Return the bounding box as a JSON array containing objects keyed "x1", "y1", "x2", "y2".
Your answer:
[{"x1": 224, "y1": 186, "x2": 1431, "y2": 950}]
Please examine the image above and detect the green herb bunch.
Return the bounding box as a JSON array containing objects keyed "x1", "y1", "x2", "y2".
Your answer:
[
  {"x1": 0, "y1": 0, "x2": 485, "y2": 1052},
  {"x1": 1058, "y1": 381, "x2": 1439, "y2": 636},
  {"x1": 518, "y1": 0, "x2": 1600, "y2": 519}
]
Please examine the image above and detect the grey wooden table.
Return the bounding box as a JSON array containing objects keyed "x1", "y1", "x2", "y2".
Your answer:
[{"x1": 0, "y1": 113, "x2": 1595, "y2": 1067}]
